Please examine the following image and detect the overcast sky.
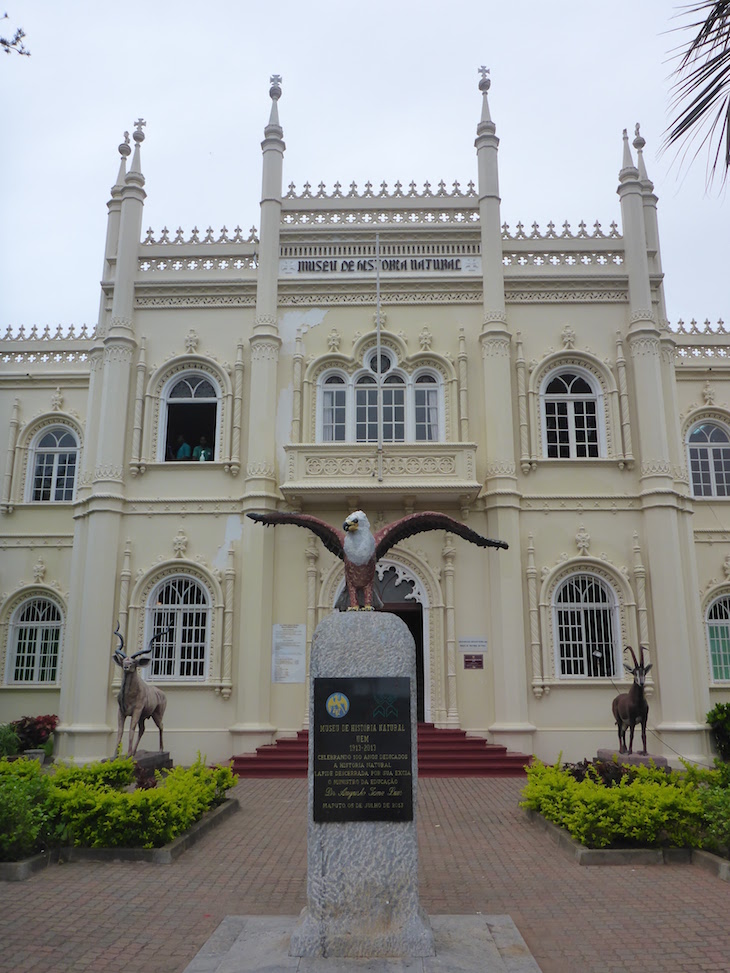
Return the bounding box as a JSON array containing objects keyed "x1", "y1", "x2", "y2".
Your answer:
[{"x1": 1, "y1": 0, "x2": 727, "y2": 331}]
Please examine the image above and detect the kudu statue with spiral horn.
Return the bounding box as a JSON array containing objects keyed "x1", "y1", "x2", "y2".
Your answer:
[
  {"x1": 612, "y1": 645, "x2": 652, "y2": 756},
  {"x1": 112, "y1": 623, "x2": 169, "y2": 756}
]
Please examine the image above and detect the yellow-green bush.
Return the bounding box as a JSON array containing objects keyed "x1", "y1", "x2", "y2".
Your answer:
[
  {"x1": 0, "y1": 754, "x2": 237, "y2": 857},
  {"x1": 521, "y1": 757, "x2": 715, "y2": 850}
]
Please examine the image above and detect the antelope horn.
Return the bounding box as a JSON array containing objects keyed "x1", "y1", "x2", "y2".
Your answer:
[
  {"x1": 639, "y1": 645, "x2": 648, "y2": 664},
  {"x1": 130, "y1": 625, "x2": 173, "y2": 659},
  {"x1": 113, "y1": 622, "x2": 125, "y2": 656},
  {"x1": 624, "y1": 645, "x2": 639, "y2": 666}
]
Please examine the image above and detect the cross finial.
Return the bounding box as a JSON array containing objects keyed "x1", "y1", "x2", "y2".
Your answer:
[
  {"x1": 270, "y1": 73, "x2": 282, "y2": 86},
  {"x1": 478, "y1": 65, "x2": 491, "y2": 92},
  {"x1": 133, "y1": 118, "x2": 146, "y2": 143}
]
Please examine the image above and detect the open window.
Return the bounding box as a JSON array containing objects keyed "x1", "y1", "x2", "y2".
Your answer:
[{"x1": 162, "y1": 372, "x2": 219, "y2": 462}]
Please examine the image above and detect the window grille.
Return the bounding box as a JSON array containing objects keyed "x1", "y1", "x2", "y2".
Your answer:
[
  {"x1": 554, "y1": 574, "x2": 617, "y2": 677},
  {"x1": 543, "y1": 372, "x2": 599, "y2": 459},
  {"x1": 707, "y1": 596, "x2": 730, "y2": 681},
  {"x1": 9, "y1": 598, "x2": 62, "y2": 683},
  {"x1": 147, "y1": 577, "x2": 209, "y2": 679},
  {"x1": 31, "y1": 428, "x2": 78, "y2": 501},
  {"x1": 688, "y1": 422, "x2": 730, "y2": 497}
]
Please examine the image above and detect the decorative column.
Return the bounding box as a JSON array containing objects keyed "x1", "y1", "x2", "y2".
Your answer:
[
  {"x1": 441, "y1": 534, "x2": 459, "y2": 726},
  {"x1": 233, "y1": 76, "x2": 286, "y2": 752},
  {"x1": 58, "y1": 123, "x2": 147, "y2": 762},
  {"x1": 618, "y1": 130, "x2": 710, "y2": 761},
  {"x1": 474, "y1": 68, "x2": 533, "y2": 751},
  {"x1": 302, "y1": 541, "x2": 319, "y2": 728},
  {"x1": 1, "y1": 398, "x2": 20, "y2": 512},
  {"x1": 457, "y1": 328, "x2": 469, "y2": 441}
]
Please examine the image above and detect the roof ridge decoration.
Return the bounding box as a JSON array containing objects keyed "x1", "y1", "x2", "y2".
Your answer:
[{"x1": 142, "y1": 226, "x2": 259, "y2": 245}]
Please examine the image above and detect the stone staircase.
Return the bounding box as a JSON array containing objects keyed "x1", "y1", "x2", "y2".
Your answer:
[{"x1": 230, "y1": 723, "x2": 531, "y2": 778}]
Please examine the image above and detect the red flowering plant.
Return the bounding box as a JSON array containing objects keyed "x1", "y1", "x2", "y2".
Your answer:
[{"x1": 10, "y1": 714, "x2": 59, "y2": 750}]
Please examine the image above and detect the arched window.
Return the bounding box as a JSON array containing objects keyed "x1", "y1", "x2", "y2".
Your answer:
[
  {"x1": 162, "y1": 372, "x2": 219, "y2": 462},
  {"x1": 318, "y1": 352, "x2": 441, "y2": 443},
  {"x1": 553, "y1": 574, "x2": 618, "y2": 678},
  {"x1": 688, "y1": 421, "x2": 730, "y2": 497},
  {"x1": 707, "y1": 595, "x2": 730, "y2": 681},
  {"x1": 415, "y1": 374, "x2": 439, "y2": 441},
  {"x1": 322, "y1": 374, "x2": 347, "y2": 442},
  {"x1": 7, "y1": 597, "x2": 63, "y2": 684},
  {"x1": 29, "y1": 427, "x2": 79, "y2": 501},
  {"x1": 542, "y1": 371, "x2": 600, "y2": 459},
  {"x1": 145, "y1": 576, "x2": 210, "y2": 680}
]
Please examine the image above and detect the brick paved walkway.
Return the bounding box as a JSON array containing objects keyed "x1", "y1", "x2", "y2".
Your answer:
[{"x1": 1, "y1": 778, "x2": 729, "y2": 973}]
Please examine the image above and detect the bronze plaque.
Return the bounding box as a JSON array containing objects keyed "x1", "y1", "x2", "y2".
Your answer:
[{"x1": 313, "y1": 676, "x2": 412, "y2": 823}]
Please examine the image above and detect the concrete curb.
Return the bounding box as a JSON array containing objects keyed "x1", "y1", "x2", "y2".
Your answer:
[
  {"x1": 524, "y1": 808, "x2": 729, "y2": 879},
  {"x1": 0, "y1": 798, "x2": 239, "y2": 879}
]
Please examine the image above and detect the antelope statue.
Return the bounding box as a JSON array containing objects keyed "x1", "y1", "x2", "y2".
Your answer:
[
  {"x1": 113, "y1": 623, "x2": 168, "y2": 757},
  {"x1": 612, "y1": 645, "x2": 652, "y2": 755}
]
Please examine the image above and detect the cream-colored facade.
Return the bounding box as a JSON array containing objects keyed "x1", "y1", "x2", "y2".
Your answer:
[{"x1": 1, "y1": 76, "x2": 729, "y2": 766}]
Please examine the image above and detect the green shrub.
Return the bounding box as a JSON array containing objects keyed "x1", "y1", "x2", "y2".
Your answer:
[
  {"x1": 707, "y1": 702, "x2": 730, "y2": 761},
  {"x1": 0, "y1": 723, "x2": 20, "y2": 758},
  {"x1": 52, "y1": 757, "x2": 135, "y2": 791},
  {"x1": 522, "y1": 758, "x2": 707, "y2": 850},
  {"x1": 0, "y1": 769, "x2": 53, "y2": 861},
  {"x1": 51, "y1": 755, "x2": 236, "y2": 849}
]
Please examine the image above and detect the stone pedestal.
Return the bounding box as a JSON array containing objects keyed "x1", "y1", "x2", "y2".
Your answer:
[
  {"x1": 596, "y1": 748, "x2": 668, "y2": 768},
  {"x1": 290, "y1": 611, "x2": 434, "y2": 958},
  {"x1": 133, "y1": 749, "x2": 173, "y2": 772}
]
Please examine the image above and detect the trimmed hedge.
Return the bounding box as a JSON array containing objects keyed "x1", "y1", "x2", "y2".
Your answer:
[
  {"x1": 0, "y1": 755, "x2": 236, "y2": 860},
  {"x1": 521, "y1": 757, "x2": 729, "y2": 854}
]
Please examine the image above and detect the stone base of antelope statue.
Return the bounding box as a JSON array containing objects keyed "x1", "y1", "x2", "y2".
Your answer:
[{"x1": 133, "y1": 749, "x2": 173, "y2": 772}]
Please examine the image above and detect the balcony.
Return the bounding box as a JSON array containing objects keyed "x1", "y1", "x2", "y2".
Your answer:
[{"x1": 281, "y1": 442, "x2": 481, "y2": 507}]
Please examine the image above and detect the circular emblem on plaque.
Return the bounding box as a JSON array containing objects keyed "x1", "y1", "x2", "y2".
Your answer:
[{"x1": 325, "y1": 692, "x2": 350, "y2": 718}]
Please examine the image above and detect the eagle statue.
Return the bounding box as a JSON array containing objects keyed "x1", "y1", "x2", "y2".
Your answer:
[{"x1": 246, "y1": 509, "x2": 508, "y2": 610}]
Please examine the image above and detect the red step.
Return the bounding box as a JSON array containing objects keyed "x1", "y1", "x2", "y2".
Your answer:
[{"x1": 231, "y1": 725, "x2": 530, "y2": 778}]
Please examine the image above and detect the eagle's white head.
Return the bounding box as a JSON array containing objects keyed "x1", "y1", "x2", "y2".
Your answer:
[{"x1": 342, "y1": 510, "x2": 375, "y2": 565}]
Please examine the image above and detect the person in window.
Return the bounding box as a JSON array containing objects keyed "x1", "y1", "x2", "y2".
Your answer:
[
  {"x1": 175, "y1": 435, "x2": 192, "y2": 460},
  {"x1": 193, "y1": 436, "x2": 212, "y2": 462}
]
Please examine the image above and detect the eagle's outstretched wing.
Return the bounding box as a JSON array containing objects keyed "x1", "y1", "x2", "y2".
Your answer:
[
  {"x1": 246, "y1": 511, "x2": 345, "y2": 560},
  {"x1": 374, "y1": 511, "x2": 508, "y2": 559}
]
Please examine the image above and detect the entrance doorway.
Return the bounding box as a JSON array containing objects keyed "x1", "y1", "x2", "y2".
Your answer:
[{"x1": 374, "y1": 566, "x2": 426, "y2": 722}]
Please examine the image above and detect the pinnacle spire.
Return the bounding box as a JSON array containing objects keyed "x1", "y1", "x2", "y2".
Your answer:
[
  {"x1": 114, "y1": 131, "x2": 131, "y2": 191},
  {"x1": 632, "y1": 123, "x2": 652, "y2": 186},
  {"x1": 476, "y1": 65, "x2": 495, "y2": 134},
  {"x1": 619, "y1": 127, "x2": 638, "y2": 182},
  {"x1": 129, "y1": 118, "x2": 146, "y2": 175},
  {"x1": 266, "y1": 74, "x2": 284, "y2": 137}
]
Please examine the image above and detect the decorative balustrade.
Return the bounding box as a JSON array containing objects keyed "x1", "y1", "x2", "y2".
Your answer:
[
  {"x1": 281, "y1": 442, "x2": 480, "y2": 504},
  {"x1": 673, "y1": 319, "x2": 730, "y2": 361},
  {"x1": 502, "y1": 249, "x2": 624, "y2": 269},
  {"x1": 138, "y1": 254, "x2": 258, "y2": 273},
  {"x1": 281, "y1": 208, "x2": 480, "y2": 227},
  {"x1": 283, "y1": 180, "x2": 478, "y2": 200},
  {"x1": 141, "y1": 225, "x2": 259, "y2": 245},
  {"x1": 1, "y1": 324, "x2": 95, "y2": 363}
]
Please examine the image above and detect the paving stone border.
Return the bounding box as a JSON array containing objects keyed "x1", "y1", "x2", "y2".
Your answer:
[
  {"x1": 524, "y1": 808, "x2": 730, "y2": 880},
  {"x1": 0, "y1": 797, "x2": 239, "y2": 881}
]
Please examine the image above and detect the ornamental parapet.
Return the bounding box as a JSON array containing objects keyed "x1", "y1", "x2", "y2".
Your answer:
[
  {"x1": 281, "y1": 442, "x2": 480, "y2": 505},
  {"x1": 673, "y1": 319, "x2": 730, "y2": 367}
]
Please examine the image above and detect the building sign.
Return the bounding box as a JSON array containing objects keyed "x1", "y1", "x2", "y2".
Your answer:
[
  {"x1": 313, "y1": 676, "x2": 412, "y2": 823},
  {"x1": 458, "y1": 638, "x2": 488, "y2": 654},
  {"x1": 463, "y1": 654, "x2": 484, "y2": 670},
  {"x1": 271, "y1": 624, "x2": 306, "y2": 683},
  {"x1": 280, "y1": 256, "x2": 481, "y2": 276}
]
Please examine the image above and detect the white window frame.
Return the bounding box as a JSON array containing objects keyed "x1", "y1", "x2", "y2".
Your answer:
[
  {"x1": 26, "y1": 426, "x2": 79, "y2": 503},
  {"x1": 6, "y1": 596, "x2": 64, "y2": 685},
  {"x1": 158, "y1": 370, "x2": 221, "y2": 463},
  {"x1": 316, "y1": 360, "x2": 443, "y2": 444},
  {"x1": 144, "y1": 575, "x2": 211, "y2": 681},
  {"x1": 552, "y1": 572, "x2": 619, "y2": 679},
  {"x1": 687, "y1": 420, "x2": 730, "y2": 498},
  {"x1": 540, "y1": 367, "x2": 605, "y2": 459},
  {"x1": 706, "y1": 594, "x2": 730, "y2": 682}
]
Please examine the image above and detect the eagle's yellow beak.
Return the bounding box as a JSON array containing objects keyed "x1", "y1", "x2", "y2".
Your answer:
[{"x1": 343, "y1": 520, "x2": 357, "y2": 532}]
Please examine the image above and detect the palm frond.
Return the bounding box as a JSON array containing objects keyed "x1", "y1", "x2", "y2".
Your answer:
[{"x1": 664, "y1": 1, "x2": 730, "y2": 185}]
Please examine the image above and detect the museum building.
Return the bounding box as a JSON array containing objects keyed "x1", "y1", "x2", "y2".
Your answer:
[{"x1": 1, "y1": 74, "x2": 728, "y2": 766}]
